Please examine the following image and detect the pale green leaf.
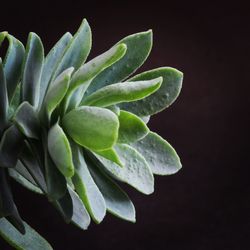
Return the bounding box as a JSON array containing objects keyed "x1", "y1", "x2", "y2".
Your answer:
[
  {"x1": 93, "y1": 148, "x2": 123, "y2": 167},
  {"x1": 21, "y1": 32, "x2": 44, "y2": 108},
  {"x1": 131, "y1": 132, "x2": 182, "y2": 175},
  {"x1": 0, "y1": 218, "x2": 53, "y2": 250},
  {"x1": 86, "y1": 30, "x2": 153, "y2": 96},
  {"x1": 81, "y1": 77, "x2": 162, "y2": 107},
  {"x1": 120, "y1": 67, "x2": 183, "y2": 116}
]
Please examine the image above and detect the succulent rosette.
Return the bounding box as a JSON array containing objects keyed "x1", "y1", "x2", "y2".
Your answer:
[{"x1": 0, "y1": 19, "x2": 183, "y2": 249}]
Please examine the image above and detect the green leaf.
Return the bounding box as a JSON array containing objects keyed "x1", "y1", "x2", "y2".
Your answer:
[
  {"x1": 8, "y1": 84, "x2": 21, "y2": 118},
  {"x1": 93, "y1": 148, "x2": 123, "y2": 167},
  {"x1": 48, "y1": 123, "x2": 74, "y2": 177},
  {"x1": 41, "y1": 67, "x2": 74, "y2": 123},
  {"x1": 3, "y1": 34, "x2": 25, "y2": 101},
  {"x1": 0, "y1": 31, "x2": 7, "y2": 46},
  {"x1": 120, "y1": 67, "x2": 183, "y2": 116},
  {"x1": 118, "y1": 110, "x2": 149, "y2": 143},
  {"x1": 8, "y1": 169, "x2": 43, "y2": 194},
  {"x1": 71, "y1": 144, "x2": 106, "y2": 223},
  {"x1": 0, "y1": 218, "x2": 53, "y2": 250},
  {"x1": 62, "y1": 106, "x2": 119, "y2": 151},
  {"x1": 93, "y1": 144, "x2": 154, "y2": 195},
  {"x1": 131, "y1": 132, "x2": 182, "y2": 175},
  {"x1": 0, "y1": 58, "x2": 8, "y2": 134},
  {"x1": 52, "y1": 19, "x2": 91, "y2": 80},
  {"x1": 68, "y1": 186, "x2": 90, "y2": 230},
  {"x1": 65, "y1": 43, "x2": 127, "y2": 111},
  {"x1": 140, "y1": 115, "x2": 150, "y2": 124},
  {"x1": 86, "y1": 30, "x2": 153, "y2": 96},
  {"x1": 13, "y1": 102, "x2": 40, "y2": 139},
  {"x1": 0, "y1": 125, "x2": 24, "y2": 168},
  {"x1": 87, "y1": 156, "x2": 136, "y2": 222},
  {"x1": 81, "y1": 77, "x2": 162, "y2": 107},
  {"x1": 20, "y1": 143, "x2": 47, "y2": 193},
  {"x1": 0, "y1": 169, "x2": 25, "y2": 234},
  {"x1": 39, "y1": 32, "x2": 72, "y2": 108},
  {"x1": 21, "y1": 32, "x2": 44, "y2": 108}
]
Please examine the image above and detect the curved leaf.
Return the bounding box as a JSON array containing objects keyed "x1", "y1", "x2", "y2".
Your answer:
[
  {"x1": 93, "y1": 148, "x2": 123, "y2": 167},
  {"x1": 52, "y1": 19, "x2": 91, "y2": 80},
  {"x1": 0, "y1": 218, "x2": 53, "y2": 250},
  {"x1": 62, "y1": 106, "x2": 119, "y2": 151},
  {"x1": 21, "y1": 32, "x2": 44, "y2": 108},
  {"x1": 0, "y1": 125, "x2": 24, "y2": 168},
  {"x1": 68, "y1": 186, "x2": 91, "y2": 230},
  {"x1": 13, "y1": 102, "x2": 40, "y2": 139},
  {"x1": 0, "y1": 31, "x2": 7, "y2": 46},
  {"x1": 65, "y1": 43, "x2": 127, "y2": 111},
  {"x1": 71, "y1": 144, "x2": 106, "y2": 223},
  {"x1": 81, "y1": 77, "x2": 162, "y2": 107},
  {"x1": 118, "y1": 110, "x2": 149, "y2": 143},
  {"x1": 3, "y1": 34, "x2": 25, "y2": 100},
  {"x1": 48, "y1": 123, "x2": 74, "y2": 177},
  {"x1": 41, "y1": 67, "x2": 73, "y2": 123},
  {"x1": 93, "y1": 144, "x2": 154, "y2": 195},
  {"x1": 88, "y1": 157, "x2": 136, "y2": 222},
  {"x1": 8, "y1": 169, "x2": 43, "y2": 194},
  {"x1": 120, "y1": 67, "x2": 183, "y2": 116},
  {"x1": 131, "y1": 132, "x2": 182, "y2": 175},
  {"x1": 0, "y1": 58, "x2": 8, "y2": 133},
  {"x1": 39, "y1": 32, "x2": 72, "y2": 108},
  {"x1": 86, "y1": 30, "x2": 153, "y2": 96}
]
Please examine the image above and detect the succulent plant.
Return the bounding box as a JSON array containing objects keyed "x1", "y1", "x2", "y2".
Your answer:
[{"x1": 0, "y1": 19, "x2": 183, "y2": 249}]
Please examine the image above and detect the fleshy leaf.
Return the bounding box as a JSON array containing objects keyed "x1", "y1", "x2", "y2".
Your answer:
[
  {"x1": 0, "y1": 31, "x2": 7, "y2": 46},
  {"x1": 118, "y1": 110, "x2": 149, "y2": 143},
  {"x1": 13, "y1": 101, "x2": 40, "y2": 139},
  {"x1": 81, "y1": 77, "x2": 162, "y2": 107},
  {"x1": 0, "y1": 169, "x2": 25, "y2": 234},
  {"x1": 62, "y1": 106, "x2": 119, "y2": 151},
  {"x1": 3, "y1": 34, "x2": 25, "y2": 101},
  {"x1": 0, "y1": 218, "x2": 53, "y2": 250},
  {"x1": 21, "y1": 32, "x2": 44, "y2": 108},
  {"x1": 131, "y1": 132, "x2": 182, "y2": 175},
  {"x1": 87, "y1": 156, "x2": 136, "y2": 222},
  {"x1": 93, "y1": 148, "x2": 123, "y2": 167},
  {"x1": 140, "y1": 115, "x2": 150, "y2": 124},
  {"x1": 41, "y1": 67, "x2": 73, "y2": 123},
  {"x1": 86, "y1": 30, "x2": 153, "y2": 96},
  {"x1": 120, "y1": 67, "x2": 183, "y2": 116},
  {"x1": 71, "y1": 144, "x2": 106, "y2": 223},
  {"x1": 93, "y1": 144, "x2": 154, "y2": 195},
  {"x1": 65, "y1": 43, "x2": 127, "y2": 111},
  {"x1": 52, "y1": 19, "x2": 91, "y2": 80},
  {"x1": 0, "y1": 58, "x2": 8, "y2": 134},
  {"x1": 68, "y1": 186, "x2": 91, "y2": 230},
  {"x1": 8, "y1": 169, "x2": 43, "y2": 194},
  {"x1": 0, "y1": 125, "x2": 24, "y2": 168},
  {"x1": 39, "y1": 32, "x2": 72, "y2": 108},
  {"x1": 48, "y1": 123, "x2": 74, "y2": 177}
]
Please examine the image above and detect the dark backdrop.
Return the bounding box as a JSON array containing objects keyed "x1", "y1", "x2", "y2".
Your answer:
[{"x1": 0, "y1": 2, "x2": 249, "y2": 250}]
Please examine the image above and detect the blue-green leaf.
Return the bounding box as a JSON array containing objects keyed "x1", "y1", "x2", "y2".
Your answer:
[
  {"x1": 120, "y1": 67, "x2": 183, "y2": 116},
  {"x1": 0, "y1": 58, "x2": 8, "y2": 133},
  {"x1": 131, "y1": 131, "x2": 182, "y2": 175},
  {"x1": 88, "y1": 157, "x2": 136, "y2": 222},
  {"x1": 39, "y1": 32, "x2": 72, "y2": 108},
  {"x1": 81, "y1": 77, "x2": 162, "y2": 107},
  {"x1": 86, "y1": 30, "x2": 153, "y2": 96},
  {"x1": 0, "y1": 218, "x2": 53, "y2": 250},
  {"x1": 71, "y1": 144, "x2": 106, "y2": 223},
  {"x1": 21, "y1": 33, "x2": 44, "y2": 108},
  {"x1": 94, "y1": 144, "x2": 154, "y2": 195}
]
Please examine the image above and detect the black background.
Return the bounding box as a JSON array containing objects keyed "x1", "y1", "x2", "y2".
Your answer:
[{"x1": 0, "y1": 1, "x2": 249, "y2": 250}]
